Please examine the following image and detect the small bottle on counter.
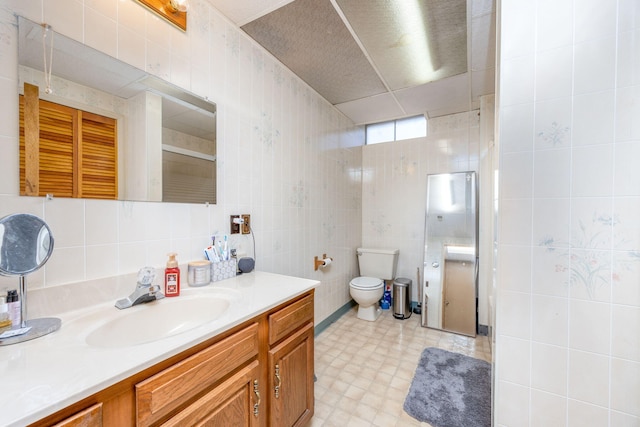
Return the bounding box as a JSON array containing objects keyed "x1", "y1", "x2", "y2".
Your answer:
[
  {"x1": 164, "y1": 253, "x2": 180, "y2": 297},
  {"x1": 0, "y1": 295, "x2": 11, "y2": 329},
  {"x1": 7, "y1": 290, "x2": 20, "y2": 327}
]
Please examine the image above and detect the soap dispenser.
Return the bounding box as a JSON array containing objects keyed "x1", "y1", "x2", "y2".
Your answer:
[{"x1": 164, "y1": 253, "x2": 180, "y2": 297}]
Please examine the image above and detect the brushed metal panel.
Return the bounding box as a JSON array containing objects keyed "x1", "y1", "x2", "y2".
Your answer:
[{"x1": 241, "y1": 0, "x2": 386, "y2": 104}]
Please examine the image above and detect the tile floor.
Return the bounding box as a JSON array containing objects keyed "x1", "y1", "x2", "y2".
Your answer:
[{"x1": 310, "y1": 307, "x2": 493, "y2": 427}]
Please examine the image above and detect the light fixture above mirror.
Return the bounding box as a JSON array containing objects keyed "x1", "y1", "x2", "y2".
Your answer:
[{"x1": 136, "y1": 0, "x2": 188, "y2": 31}]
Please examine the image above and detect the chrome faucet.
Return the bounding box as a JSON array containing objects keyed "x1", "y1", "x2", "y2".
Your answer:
[{"x1": 115, "y1": 267, "x2": 165, "y2": 309}]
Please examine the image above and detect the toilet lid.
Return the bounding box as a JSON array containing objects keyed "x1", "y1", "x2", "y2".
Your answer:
[{"x1": 350, "y1": 276, "x2": 384, "y2": 290}]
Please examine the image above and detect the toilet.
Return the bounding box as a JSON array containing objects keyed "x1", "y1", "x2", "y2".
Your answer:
[{"x1": 350, "y1": 248, "x2": 399, "y2": 321}]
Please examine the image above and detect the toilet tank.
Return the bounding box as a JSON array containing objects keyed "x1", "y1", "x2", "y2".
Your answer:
[{"x1": 356, "y1": 248, "x2": 399, "y2": 280}]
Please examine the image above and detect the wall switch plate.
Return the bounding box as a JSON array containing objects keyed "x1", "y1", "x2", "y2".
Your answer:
[
  {"x1": 241, "y1": 214, "x2": 250, "y2": 234},
  {"x1": 230, "y1": 215, "x2": 240, "y2": 234}
]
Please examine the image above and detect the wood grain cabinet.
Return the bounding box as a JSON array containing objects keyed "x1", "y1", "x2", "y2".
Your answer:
[
  {"x1": 51, "y1": 403, "x2": 102, "y2": 427},
  {"x1": 29, "y1": 290, "x2": 314, "y2": 427},
  {"x1": 268, "y1": 294, "x2": 315, "y2": 427}
]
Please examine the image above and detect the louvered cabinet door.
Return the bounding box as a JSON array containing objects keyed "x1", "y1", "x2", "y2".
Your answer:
[
  {"x1": 20, "y1": 95, "x2": 118, "y2": 199},
  {"x1": 79, "y1": 111, "x2": 117, "y2": 199},
  {"x1": 20, "y1": 97, "x2": 77, "y2": 197}
]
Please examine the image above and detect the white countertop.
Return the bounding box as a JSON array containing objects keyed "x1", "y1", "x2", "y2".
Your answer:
[{"x1": 0, "y1": 271, "x2": 319, "y2": 427}]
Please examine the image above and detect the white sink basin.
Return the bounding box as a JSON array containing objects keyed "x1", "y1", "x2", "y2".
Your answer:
[{"x1": 82, "y1": 292, "x2": 235, "y2": 348}]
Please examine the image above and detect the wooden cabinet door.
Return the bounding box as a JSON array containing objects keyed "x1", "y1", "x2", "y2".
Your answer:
[
  {"x1": 268, "y1": 322, "x2": 314, "y2": 427},
  {"x1": 52, "y1": 403, "x2": 102, "y2": 427},
  {"x1": 160, "y1": 360, "x2": 262, "y2": 427}
]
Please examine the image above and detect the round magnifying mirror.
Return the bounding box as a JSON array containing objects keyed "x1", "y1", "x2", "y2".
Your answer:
[
  {"x1": 0, "y1": 213, "x2": 60, "y2": 346},
  {"x1": 0, "y1": 213, "x2": 54, "y2": 276}
]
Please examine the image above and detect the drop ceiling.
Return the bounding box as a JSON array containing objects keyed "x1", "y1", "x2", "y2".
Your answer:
[{"x1": 208, "y1": 0, "x2": 495, "y2": 125}]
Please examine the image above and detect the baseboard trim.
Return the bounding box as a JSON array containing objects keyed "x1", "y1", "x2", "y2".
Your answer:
[{"x1": 314, "y1": 300, "x2": 356, "y2": 337}]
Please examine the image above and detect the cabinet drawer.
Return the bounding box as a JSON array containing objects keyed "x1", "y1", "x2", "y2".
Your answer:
[
  {"x1": 269, "y1": 293, "x2": 313, "y2": 345},
  {"x1": 52, "y1": 403, "x2": 102, "y2": 427},
  {"x1": 136, "y1": 323, "x2": 259, "y2": 427}
]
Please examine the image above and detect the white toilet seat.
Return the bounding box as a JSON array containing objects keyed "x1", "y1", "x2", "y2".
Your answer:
[{"x1": 350, "y1": 276, "x2": 384, "y2": 290}]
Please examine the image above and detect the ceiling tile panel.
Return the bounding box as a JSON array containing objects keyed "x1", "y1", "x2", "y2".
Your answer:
[
  {"x1": 241, "y1": 0, "x2": 386, "y2": 104},
  {"x1": 335, "y1": 0, "x2": 467, "y2": 91},
  {"x1": 335, "y1": 92, "x2": 406, "y2": 125},
  {"x1": 394, "y1": 73, "x2": 470, "y2": 117}
]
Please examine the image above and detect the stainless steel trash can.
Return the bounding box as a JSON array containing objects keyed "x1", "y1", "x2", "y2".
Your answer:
[{"x1": 393, "y1": 278, "x2": 412, "y2": 319}]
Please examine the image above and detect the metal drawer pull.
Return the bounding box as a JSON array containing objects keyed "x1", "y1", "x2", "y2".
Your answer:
[
  {"x1": 253, "y1": 379, "x2": 260, "y2": 417},
  {"x1": 274, "y1": 364, "x2": 281, "y2": 398}
]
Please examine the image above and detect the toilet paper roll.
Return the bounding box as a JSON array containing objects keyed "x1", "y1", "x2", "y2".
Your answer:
[{"x1": 320, "y1": 257, "x2": 332, "y2": 267}]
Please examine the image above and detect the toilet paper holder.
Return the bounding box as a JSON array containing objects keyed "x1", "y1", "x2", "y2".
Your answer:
[{"x1": 314, "y1": 254, "x2": 333, "y2": 271}]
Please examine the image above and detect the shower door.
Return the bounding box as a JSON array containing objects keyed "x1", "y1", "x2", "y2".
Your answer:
[{"x1": 421, "y1": 172, "x2": 478, "y2": 337}]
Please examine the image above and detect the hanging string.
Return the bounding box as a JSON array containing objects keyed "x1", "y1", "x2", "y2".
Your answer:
[{"x1": 41, "y1": 23, "x2": 53, "y2": 94}]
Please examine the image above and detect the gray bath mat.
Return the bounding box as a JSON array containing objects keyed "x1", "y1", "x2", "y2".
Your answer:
[{"x1": 403, "y1": 347, "x2": 491, "y2": 427}]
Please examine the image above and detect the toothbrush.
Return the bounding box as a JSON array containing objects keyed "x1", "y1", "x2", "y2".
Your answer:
[{"x1": 223, "y1": 235, "x2": 229, "y2": 260}]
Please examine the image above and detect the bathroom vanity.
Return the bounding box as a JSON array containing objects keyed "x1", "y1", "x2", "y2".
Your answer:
[{"x1": 0, "y1": 271, "x2": 318, "y2": 427}]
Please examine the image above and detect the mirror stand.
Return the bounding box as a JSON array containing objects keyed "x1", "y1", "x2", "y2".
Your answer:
[
  {"x1": 0, "y1": 276, "x2": 61, "y2": 346},
  {"x1": 0, "y1": 213, "x2": 60, "y2": 346}
]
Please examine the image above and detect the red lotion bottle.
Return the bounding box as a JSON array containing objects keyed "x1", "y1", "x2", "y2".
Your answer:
[{"x1": 164, "y1": 253, "x2": 180, "y2": 297}]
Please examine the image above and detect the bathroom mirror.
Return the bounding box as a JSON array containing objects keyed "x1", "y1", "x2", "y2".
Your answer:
[
  {"x1": 17, "y1": 16, "x2": 217, "y2": 204},
  {"x1": 0, "y1": 213, "x2": 60, "y2": 346},
  {"x1": 421, "y1": 172, "x2": 478, "y2": 337}
]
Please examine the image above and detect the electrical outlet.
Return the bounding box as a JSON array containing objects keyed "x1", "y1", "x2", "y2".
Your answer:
[
  {"x1": 241, "y1": 214, "x2": 251, "y2": 234},
  {"x1": 230, "y1": 215, "x2": 240, "y2": 234}
]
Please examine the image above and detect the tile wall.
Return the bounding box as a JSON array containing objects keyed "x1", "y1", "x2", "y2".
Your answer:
[
  {"x1": 495, "y1": 0, "x2": 640, "y2": 425},
  {"x1": 0, "y1": 0, "x2": 362, "y2": 324},
  {"x1": 361, "y1": 110, "x2": 484, "y2": 312}
]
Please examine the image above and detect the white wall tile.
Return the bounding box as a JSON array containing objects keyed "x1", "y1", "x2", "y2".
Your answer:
[
  {"x1": 495, "y1": 380, "x2": 530, "y2": 427},
  {"x1": 531, "y1": 246, "x2": 570, "y2": 298},
  {"x1": 612, "y1": 250, "x2": 640, "y2": 307},
  {"x1": 610, "y1": 358, "x2": 640, "y2": 417},
  {"x1": 534, "y1": 97, "x2": 572, "y2": 150},
  {"x1": 500, "y1": 0, "x2": 535, "y2": 59},
  {"x1": 84, "y1": 6, "x2": 117, "y2": 58},
  {"x1": 615, "y1": 85, "x2": 640, "y2": 142},
  {"x1": 85, "y1": 199, "x2": 117, "y2": 245},
  {"x1": 532, "y1": 295, "x2": 569, "y2": 346},
  {"x1": 498, "y1": 336, "x2": 531, "y2": 386},
  {"x1": 567, "y1": 399, "x2": 609, "y2": 427},
  {"x1": 501, "y1": 152, "x2": 533, "y2": 199},
  {"x1": 535, "y1": 46, "x2": 573, "y2": 101},
  {"x1": 531, "y1": 342, "x2": 568, "y2": 396},
  {"x1": 500, "y1": 55, "x2": 535, "y2": 106},
  {"x1": 117, "y1": 25, "x2": 146, "y2": 71},
  {"x1": 571, "y1": 145, "x2": 614, "y2": 197},
  {"x1": 531, "y1": 389, "x2": 567, "y2": 427},
  {"x1": 45, "y1": 246, "x2": 85, "y2": 286},
  {"x1": 536, "y1": 0, "x2": 573, "y2": 51},
  {"x1": 42, "y1": 0, "x2": 83, "y2": 42},
  {"x1": 616, "y1": 29, "x2": 640, "y2": 88},
  {"x1": 574, "y1": 0, "x2": 617, "y2": 43},
  {"x1": 498, "y1": 290, "x2": 531, "y2": 339},
  {"x1": 534, "y1": 149, "x2": 570, "y2": 198},
  {"x1": 613, "y1": 197, "x2": 640, "y2": 251},
  {"x1": 569, "y1": 300, "x2": 611, "y2": 354},
  {"x1": 499, "y1": 199, "x2": 533, "y2": 246},
  {"x1": 499, "y1": 245, "x2": 532, "y2": 293},
  {"x1": 86, "y1": 244, "x2": 118, "y2": 280},
  {"x1": 610, "y1": 411, "x2": 640, "y2": 427},
  {"x1": 568, "y1": 350, "x2": 610, "y2": 407},
  {"x1": 614, "y1": 142, "x2": 640, "y2": 196},
  {"x1": 572, "y1": 91, "x2": 616, "y2": 147},
  {"x1": 44, "y1": 198, "x2": 85, "y2": 248},
  {"x1": 611, "y1": 305, "x2": 640, "y2": 361},
  {"x1": 574, "y1": 37, "x2": 616, "y2": 95},
  {"x1": 618, "y1": 0, "x2": 640, "y2": 32}
]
